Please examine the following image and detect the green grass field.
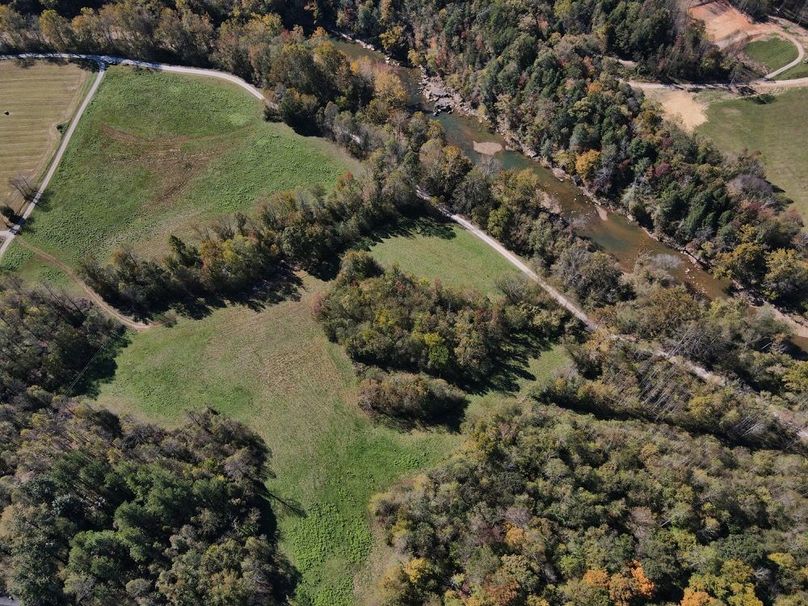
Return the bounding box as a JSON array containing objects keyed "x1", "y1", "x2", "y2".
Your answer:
[
  {"x1": 698, "y1": 88, "x2": 808, "y2": 221},
  {"x1": 1, "y1": 66, "x2": 357, "y2": 281},
  {"x1": 368, "y1": 218, "x2": 519, "y2": 294},
  {"x1": 743, "y1": 35, "x2": 799, "y2": 74},
  {"x1": 5, "y1": 63, "x2": 572, "y2": 604},
  {"x1": 0, "y1": 60, "x2": 90, "y2": 212},
  {"x1": 779, "y1": 61, "x2": 808, "y2": 79},
  {"x1": 95, "y1": 275, "x2": 460, "y2": 605}
]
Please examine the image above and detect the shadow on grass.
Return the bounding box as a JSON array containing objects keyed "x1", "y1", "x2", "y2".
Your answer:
[
  {"x1": 356, "y1": 330, "x2": 562, "y2": 434},
  {"x1": 370, "y1": 209, "x2": 457, "y2": 242},
  {"x1": 301, "y1": 210, "x2": 457, "y2": 282},
  {"x1": 69, "y1": 329, "x2": 131, "y2": 398},
  {"x1": 167, "y1": 266, "x2": 304, "y2": 321}
]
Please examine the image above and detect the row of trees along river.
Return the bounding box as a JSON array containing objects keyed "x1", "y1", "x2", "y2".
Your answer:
[{"x1": 331, "y1": 37, "x2": 808, "y2": 354}]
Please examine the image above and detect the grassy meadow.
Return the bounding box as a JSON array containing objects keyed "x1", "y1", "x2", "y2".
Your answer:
[
  {"x1": 1, "y1": 66, "x2": 357, "y2": 281},
  {"x1": 95, "y1": 274, "x2": 461, "y2": 605},
  {"x1": 94, "y1": 214, "x2": 568, "y2": 604},
  {"x1": 368, "y1": 218, "x2": 519, "y2": 294},
  {"x1": 779, "y1": 61, "x2": 808, "y2": 79},
  {"x1": 743, "y1": 35, "x2": 799, "y2": 73},
  {"x1": 0, "y1": 60, "x2": 91, "y2": 212},
  {"x1": 3, "y1": 63, "x2": 571, "y2": 604},
  {"x1": 698, "y1": 88, "x2": 808, "y2": 221}
]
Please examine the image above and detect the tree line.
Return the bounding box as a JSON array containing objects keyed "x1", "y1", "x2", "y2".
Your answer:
[{"x1": 316, "y1": 251, "x2": 570, "y2": 385}]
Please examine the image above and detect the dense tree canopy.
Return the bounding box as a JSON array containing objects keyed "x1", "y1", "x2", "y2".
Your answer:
[
  {"x1": 1, "y1": 406, "x2": 293, "y2": 605},
  {"x1": 373, "y1": 405, "x2": 808, "y2": 605}
]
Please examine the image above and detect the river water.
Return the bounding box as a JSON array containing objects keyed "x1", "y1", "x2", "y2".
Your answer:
[{"x1": 333, "y1": 39, "x2": 730, "y2": 300}]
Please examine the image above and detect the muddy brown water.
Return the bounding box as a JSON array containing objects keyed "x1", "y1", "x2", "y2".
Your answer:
[{"x1": 333, "y1": 38, "x2": 730, "y2": 300}]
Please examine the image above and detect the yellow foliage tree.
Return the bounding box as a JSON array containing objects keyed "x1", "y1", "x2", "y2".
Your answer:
[{"x1": 575, "y1": 149, "x2": 601, "y2": 180}]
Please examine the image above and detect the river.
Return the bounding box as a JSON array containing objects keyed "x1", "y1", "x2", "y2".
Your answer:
[{"x1": 332, "y1": 38, "x2": 731, "y2": 301}]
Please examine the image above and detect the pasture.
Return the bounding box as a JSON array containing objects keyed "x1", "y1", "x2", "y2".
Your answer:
[
  {"x1": 1, "y1": 66, "x2": 357, "y2": 280},
  {"x1": 4, "y1": 61, "x2": 572, "y2": 604},
  {"x1": 697, "y1": 88, "x2": 808, "y2": 221},
  {"x1": 0, "y1": 60, "x2": 90, "y2": 212}
]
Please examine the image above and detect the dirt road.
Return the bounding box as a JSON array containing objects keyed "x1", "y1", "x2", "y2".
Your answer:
[
  {"x1": 0, "y1": 63, "x2": 106, "y2": 258},
  {"x1": 14, "y1": 238, "x2": 149, "y2": 331}
]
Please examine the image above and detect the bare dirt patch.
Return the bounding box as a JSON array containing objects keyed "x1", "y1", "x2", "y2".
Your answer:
[
  {"x1": 99, "y1": 123, "x2": 241, "y2": 206},
  {"x1": 689, "y1": 0, "x2": 761, "y2": 47},
  {"x1": 644, "y1": 88, "x2": 709, "y2": 131}
]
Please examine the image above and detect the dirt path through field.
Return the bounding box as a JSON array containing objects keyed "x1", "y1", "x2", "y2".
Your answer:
[{"x1": 13, "y1": 237, "x2": 149, "y2": 331}]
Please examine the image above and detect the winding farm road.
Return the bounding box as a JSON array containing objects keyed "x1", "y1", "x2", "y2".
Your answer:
[
  {"x1": 764, "y1": 30, "x2": 805, "y2": 79},
  {"x1": 628, "y1": 23, "x2": 808, "y2": 91},
  {"x1": 0, "y1": 53, "x2": 270, "y2": 329},
  {"x1": 1, "y1": 53, "x2": 805, "y2": 441}
]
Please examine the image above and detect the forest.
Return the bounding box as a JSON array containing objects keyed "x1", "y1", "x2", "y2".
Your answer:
[
  {"x1": 0, "y1": 282, "x2": 294, "y2": 603},
  {"x1": 372, "y1": 405, "x2": 808, "y2": 605},
  {"x1": 0, "y1": 0, "x2": 807, "y2": 604}
]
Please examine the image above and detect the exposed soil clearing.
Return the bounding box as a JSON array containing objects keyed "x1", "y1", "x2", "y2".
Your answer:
[
  {"x1": 688, "y1": 0, "x2": 806, "y2": 78},
  {"x1": 690, "y1": 0, "x2": 762, "y2": 47},
  {"x1": 472, "y1": 140, "x2": 503, "y2": 155},
  {"x1": 643, "y1": 88, "x2": 708, "y2": 131}
]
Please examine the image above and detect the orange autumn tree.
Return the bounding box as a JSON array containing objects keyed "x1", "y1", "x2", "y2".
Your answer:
[{"x1": 582, "y1": 561, "x2": 656, "y2": 606}]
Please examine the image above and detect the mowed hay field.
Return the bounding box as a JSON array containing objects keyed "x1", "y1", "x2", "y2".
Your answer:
[
  {"x1": 0, "y1": 60, "x2": 91, "y2": 211},
  {"x1": 698, "y1": 89, "x2": 808, "y2": 220},
  {"x1": 1, "y1": 66, "x2": 357, "y2": 281}
]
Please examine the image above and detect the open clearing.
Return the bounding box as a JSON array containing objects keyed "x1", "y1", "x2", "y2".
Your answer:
[
  {"x1": 743, "y1": 35, "x2": 799, "y2": 72},
  {"x1": 643, "y1": 88, "x2": 708, "y2": 131},
  {"x1": 697, "y1": 88, "x2": 808, "y2": 220},
  {"x1": 369, "y1": 218, "x2": 520, "y2": 293},
  {"x1": 1, "y1": 66, "x2": 357, "y2": 281},
  {"x1": 0, "y1": 60, "x2": 90, "y2": 212},
  {"x1": 94, "y1": 275, "x2": 461, "y2": 606},
  {"x1": 95, "y1": 227, "x2": 569, "y2": 605}
]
